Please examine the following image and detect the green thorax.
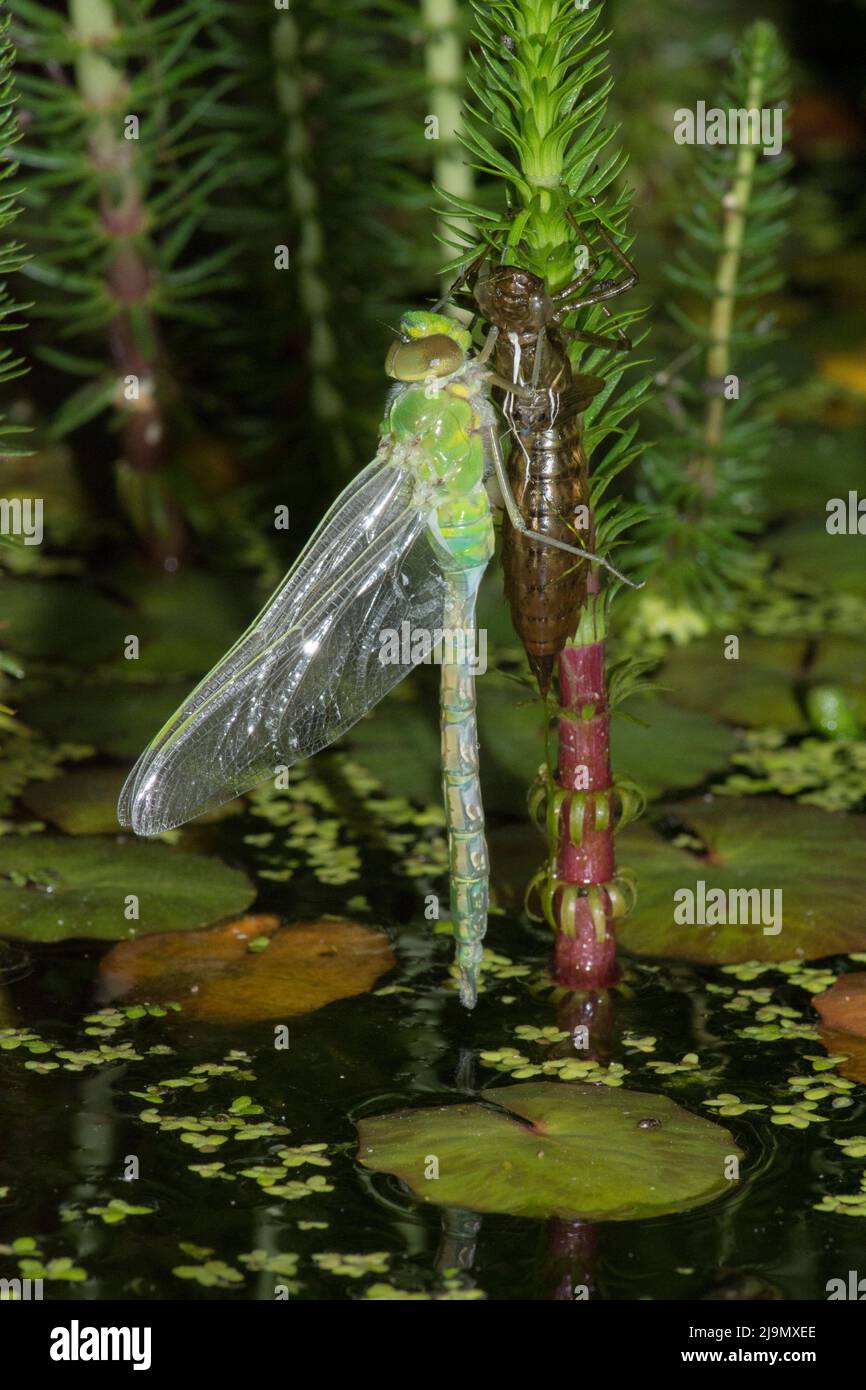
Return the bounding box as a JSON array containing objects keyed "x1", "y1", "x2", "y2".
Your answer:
[{"x1": 384, "y1": 377, "x2": 493, "y2": 573}]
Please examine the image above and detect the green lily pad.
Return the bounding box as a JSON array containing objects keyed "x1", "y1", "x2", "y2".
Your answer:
[
  {"x1": 477, "y1": 683, "x2": 737, "y2": 809},
  {"x1": 0, "y1": 579, "x2": 128, "y2": 665},
  {"x1": 809, "y1": 638, "x2": 866, "y2": 726},
  {"x1": 657, "y1": 638, "x2": 809, "y2": 731},
  {"x1": 346, "y1": 688, "x2": 443, "y2": 804},
  {"x1": 112, "y1": 570, "x2": 258, "y2": 677},
  {"x1": 0, "y1": 836, "x2": 255, "y2": 941},
  {"x1": 358, "y1": 1082, "x2": 740, "y2": 1221},
  {"x1": 21, "y1": 683, "x2": 193, "y2": 759},
  {"x1": 772, "y1": 521, "x2": 866, "y2": 597},
  {"x1": 19, "y1": 766, "x2": 242, "y2": 834},
  {"x1": 20, "y1": 768, "x2": 127, "y2": 835},
  {"x1": 617, "y1": 797, "x2": 866, "y2": 964}
]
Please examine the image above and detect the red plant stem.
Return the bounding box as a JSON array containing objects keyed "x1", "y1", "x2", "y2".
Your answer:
[{"x1": 550, "y1": 631, "x2": 619, "y2": 989}]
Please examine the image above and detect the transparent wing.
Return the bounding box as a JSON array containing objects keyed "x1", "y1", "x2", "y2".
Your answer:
[{"x1": 119, "y1": 458, "x2": 449, "y2": 834}]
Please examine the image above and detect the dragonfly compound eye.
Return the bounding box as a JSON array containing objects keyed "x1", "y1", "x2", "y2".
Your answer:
[{"x1": 386, "y1": 333, "x2": 465, "y2": 382}]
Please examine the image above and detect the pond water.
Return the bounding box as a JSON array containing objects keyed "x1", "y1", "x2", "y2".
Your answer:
[{"x1": 2, "y1": 789, "x2": 863, "y2": 1303}]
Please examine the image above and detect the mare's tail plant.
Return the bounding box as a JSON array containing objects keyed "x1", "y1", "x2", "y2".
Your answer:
[
  {"x1": 0, "y1": 10, "x2": 28, "y2": 464},
  {"x1": 10, "y1": 0, "x2": 245, "y2": 563},
  {"x1": 447, "y1": 0, "x2": 652, "y2": 990},
  {"x1": 634, "y1": 20, "x2": 793, "y2": 638}
]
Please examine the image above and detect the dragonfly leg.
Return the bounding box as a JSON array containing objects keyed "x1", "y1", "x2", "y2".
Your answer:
[
  {"x1": 487, "y1": 426, "x2": 645, "y2": 589},
  {"x1": 432, "y1": 244, "x2": 491, "y2": 315},
  {"x1": 552, "y1": 208, "x2": 638, "y2": 316},
  {"x1": 561, "y1": 324, "x2": 633, "y2": 352}
]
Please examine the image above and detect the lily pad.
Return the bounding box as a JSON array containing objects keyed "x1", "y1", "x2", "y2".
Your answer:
[
  {"x1": 813, "y1": 973, "x2": 866, "y2": 1038},
  {"x1": 0, "y1": 579, "x2": 128, "y2": 665},
  {"x1": 657, "y1": 638, "x2": 809, "y2": 731},
  {"x1": 617, "y1": 797, "x2": 866, "y2": 964},
  {"x1": 20, "y1": 768, "x2": 128, "y2": 835},
  {"x1": 99, "y1": 915, "x2": 396, "y2": 1020},
  {"x1": 772, "y1": 521, "x2": 866, "y2": 597},
  {"x1": 19, "y1": 765, "x2": 242, "y2": 835},
  {"x1": 357, "y1": 1082, "x2": 740, "y2": 1221},
  {"x1": 477, "y1": 683, "x2": 737, "y2": 809},
  {"x1": 21, "y1": 682, "x2": 193, "y2": 759},
  {"x1": 0, "y1": 836, "x2": 255, "y2": 941},
  {"x1": 112, "y1": 570, "x2": 258, "y2": 677}
]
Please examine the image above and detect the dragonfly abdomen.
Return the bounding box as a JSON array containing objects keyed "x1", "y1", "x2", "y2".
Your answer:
[{"x1": 502, "y1": 420, "x2": 589, "y2": 695}]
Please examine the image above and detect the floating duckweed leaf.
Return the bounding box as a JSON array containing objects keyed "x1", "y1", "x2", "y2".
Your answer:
[
  {"x1": 834, "y1": 1136, "x2": 866, "y2": 1159},
  {"x1": 704, "y1": 1094, "x2": 767, "y2": 1118},
  {"x1": 714, "y1": 730, "x2": 866, "y2": 811},
  {"x1": 86, "y1": 1199, "x2": 153, "y2": 1224},
  {"x1": 363, "y1": 1280, "x2": 485, "y2": 1301},
  {"x1": 172, "y1": 1259, "x2": 243, "y2": 1288},
  {"x1": 238, "y1": 1250, "x2": 300, "y2": 1277},
  {"x1": 647, "y1": 1053, "x2": 701, "y2": 1076},
  {"x1": 313, "y1": 1251, "x2": 390, "y2": 1278},
  {"x1": 657, "y1": 638, "x2": 809, "y2": 731},
  {"x1": 617, "y1": 798, "x2": 866, "y2": 964},
  {"x1": 0, "y1": 836, "x2": 255, "y2": 941},
  {"x1": 358, "y1": 1082, "x2": 740, "y2": 1221},
  {"x1": 18, "y1": 1256, "x2": 87, "y2": 1282},
  {"x1": 99, "y1": 915, "x2": 395, "y2": 1021}
]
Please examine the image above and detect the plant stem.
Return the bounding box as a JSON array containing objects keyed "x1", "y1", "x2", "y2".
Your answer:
[
  {"x1": 421, "y1": 0, "x2": 471, "y2": 292},
  {"x1": 546, "y1": 596, "x2": 621, "y2": 988},
  {"x1": 70, "y1": 0, "x2": 183, "y2": 562},
  {"x1": 700, "y1": 33, "x2": 770, "y2": 474},
  {"x1": 272, "y1": 13, "x2": 352, "y2": 477}
]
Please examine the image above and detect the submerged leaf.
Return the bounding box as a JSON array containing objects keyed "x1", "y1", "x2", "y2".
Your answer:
[
  {"x1": 358, "y1": 1082, "x2": 739, "y2": 1221},
  {"x1": 99, "y1": 915, "x2": 396, "y2": 1021}
]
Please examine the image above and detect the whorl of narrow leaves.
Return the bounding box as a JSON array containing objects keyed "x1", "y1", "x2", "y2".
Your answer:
[
  {"x1": 191, "y1": 0, "x2": 442, "y2": 480},
  {"x1": 11, "y1": 0, "x2": 244, "y2": 441},
  {"x1": 0, "y1": 11, "x2": 30, "y2": 460},
  {"x1": 445, "y1": 0, "x2": 653, "y2": 585},
  {"x1": 636, "y1": 20, "x2": 793, "y2": 616}
]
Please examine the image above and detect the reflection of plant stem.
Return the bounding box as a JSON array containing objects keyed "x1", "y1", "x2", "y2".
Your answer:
[{"x1": 435, "y1": 1206, "x2": 482, "y2": 1279}]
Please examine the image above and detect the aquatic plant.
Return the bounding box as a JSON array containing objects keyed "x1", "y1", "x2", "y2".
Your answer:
[
  {"x1": 446, "y1": 0, "x2": 651, "y2": 988},
  {"x1": 634, "y1": 20, "x2": 793, "y2": 628}
]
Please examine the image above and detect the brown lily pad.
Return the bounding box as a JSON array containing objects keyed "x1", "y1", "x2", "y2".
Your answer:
[
  {"x1": 813, "y1": 973, "x2": 866, "y2": 1037},
  {"x1": 99, "y1": 914, "x2": 396, "y2": 1022}
]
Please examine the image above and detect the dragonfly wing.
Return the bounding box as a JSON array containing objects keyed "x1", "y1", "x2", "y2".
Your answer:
[{"x1": 119, "y1": 458, "x2": 450, "y2": 835}]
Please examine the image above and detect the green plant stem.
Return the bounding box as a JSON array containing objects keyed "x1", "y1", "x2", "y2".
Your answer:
[
  {"x1": 702, "y1": 51, "x2": 766, "y2": 463},
  {"x1": 272, "y1": 13, "x2": 351, "y2": 477},
  {"x1": 421, "y1": 0, "x2": 471, "y2": 290},
  {"x1": 70, "y1": 0, "x2": 183, "y2": 561}
]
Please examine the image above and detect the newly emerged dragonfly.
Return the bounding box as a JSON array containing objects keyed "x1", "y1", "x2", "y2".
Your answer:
[
  {"x1": 448, "y1": 209, "x2": 641, "y2": 693},
  {"x1": 120, "y1": 312, "x2": 501, "y2": 1007}
]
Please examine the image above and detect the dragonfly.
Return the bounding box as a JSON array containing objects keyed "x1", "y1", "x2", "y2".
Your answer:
[
  {"x1": 119, "y1": 310, "x2": 505, "y2": 1008},
  {"x1": 446, "y1": 209, "x2": 641, "y2": 694}
]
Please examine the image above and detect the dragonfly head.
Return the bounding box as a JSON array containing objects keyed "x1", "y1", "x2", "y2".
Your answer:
[
  {"x1": 474, "y1": 265, "x2": 552, "y2": 335},
  {"x1": 386, "y1": 310, "x2": 472, "y2": 383}
]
